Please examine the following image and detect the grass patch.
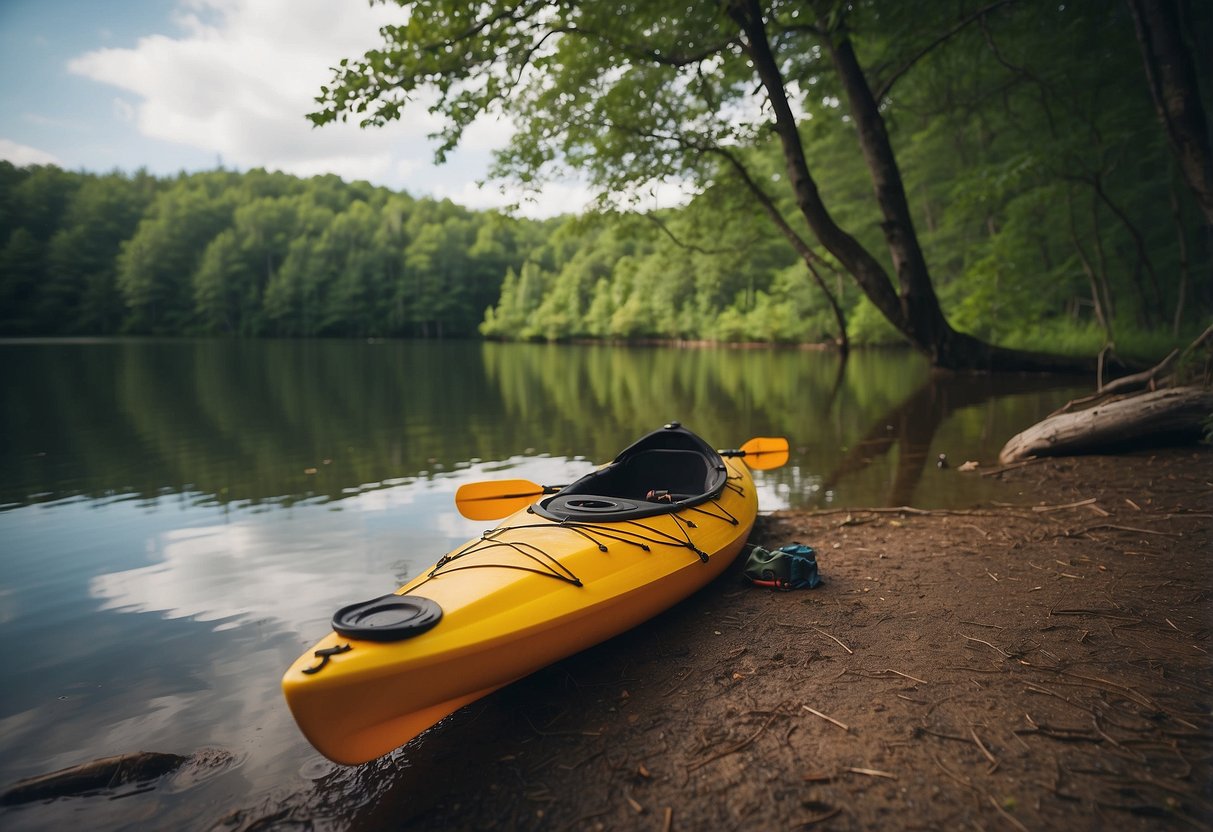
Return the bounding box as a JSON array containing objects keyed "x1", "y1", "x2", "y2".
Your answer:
[{"x1": 998, "y1": 320, "x2": 1198, "y2": 366}]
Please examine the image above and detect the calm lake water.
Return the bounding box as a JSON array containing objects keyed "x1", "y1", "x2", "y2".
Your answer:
[{"x1": 0, "y1": 338, "x2": 1084, "y2": 829}]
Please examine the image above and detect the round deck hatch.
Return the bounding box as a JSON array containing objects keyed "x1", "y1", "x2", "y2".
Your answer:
[{"x1": 331, "y1": 594, "x2": 443, "y2": 642}]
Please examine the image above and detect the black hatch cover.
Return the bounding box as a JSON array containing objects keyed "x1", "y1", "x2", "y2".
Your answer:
[{"x1": 331, "y1": 594, "x2": 443, "y2": 642}]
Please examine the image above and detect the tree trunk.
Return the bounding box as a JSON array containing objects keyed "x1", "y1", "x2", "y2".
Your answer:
[
  {"x1": 1065, "y1": 188, "x2": 1114, "y2": 337},
  {"x1": 728, "y1": 0, "x2": 1094, "y2": 372},
  {"x1": 727, "y1": 1, "x2": 904, "y2": 332},
  {"x1": 824, "y1": 34, "x2": 953, "y2": 352},
  {"x1": 1127, "y1": 0, "x2": 1213, "y2": 226},
  {"x1": 998, "y1": 386, "x2": 1213, "y2": 463},
  {"x1": 1169, "y1": 162, "x2": 1191, "y2": 334}
]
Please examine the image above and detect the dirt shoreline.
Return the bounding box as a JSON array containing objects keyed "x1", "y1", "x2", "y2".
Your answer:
[{"x1": 233, "y1": 447, "x2": 1212, "y2": 831}]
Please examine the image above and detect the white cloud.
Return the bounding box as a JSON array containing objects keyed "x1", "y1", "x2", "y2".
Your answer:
[
  {"x1": 0, "y1": 138, "x2": 62, "y2": 166},
  {"x1": 64, "y1": 0, "x2": 508, "y2": 202}
]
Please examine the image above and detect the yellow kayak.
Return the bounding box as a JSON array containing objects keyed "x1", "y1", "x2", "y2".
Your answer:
[{"x1": 282, "y1": 423, "x2": 786, "y2": 765}]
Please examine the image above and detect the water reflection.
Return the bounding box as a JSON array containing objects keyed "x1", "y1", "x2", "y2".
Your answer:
[
  {"x1": 2, "y1": 339, "x2": 987, "y2": 510},
  {"x1": 820, "y1": 371, "x2": 1082, "y2": 506},
  {"x1": 4, "y1": 338, "x2": 1077, "y2": 511}
]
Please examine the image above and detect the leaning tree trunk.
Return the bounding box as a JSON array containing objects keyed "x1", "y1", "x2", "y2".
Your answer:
[
  {"x1": 727, "y1": 1, "x2": 904, "y2": 330},
  {"x1": 1127, "y1": 0, "x2": 1213, "y2": 226},
  {"x1": 825, "y1": 35, "x2": 952, "y2": 353},
  {"x1": 729, "y1": 0, "x2": 1094, "y2": 372}
]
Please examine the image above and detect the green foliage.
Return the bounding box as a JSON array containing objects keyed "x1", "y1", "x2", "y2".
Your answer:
[{"x1": 0, "y1": 165, "x2": 536, "y2": 338}]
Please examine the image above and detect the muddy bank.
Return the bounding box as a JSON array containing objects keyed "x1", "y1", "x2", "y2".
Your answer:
[{"x1": 236, "y1": 447, "x2": 1211, "y2": 831}]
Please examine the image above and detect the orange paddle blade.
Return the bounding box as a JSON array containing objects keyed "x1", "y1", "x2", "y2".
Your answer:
[
  {"x1": 736, "y1": 436, "x2": 789, "y2": 470},
  {"x1": 455, "y1": 479, "x2": 555, "y2": 521}
]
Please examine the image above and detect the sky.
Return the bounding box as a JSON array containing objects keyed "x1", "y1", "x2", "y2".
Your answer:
[{"x1": 0, "y1": 0, "x2": 593, "y2": 217}]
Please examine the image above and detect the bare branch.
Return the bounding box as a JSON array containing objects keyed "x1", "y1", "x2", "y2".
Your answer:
[
  {"x1": 873, "y1": 0, "x2": 1017, "y2": 102},
  {"x1": 639, "y1": 212, "x2": 764, "y2": 257}
]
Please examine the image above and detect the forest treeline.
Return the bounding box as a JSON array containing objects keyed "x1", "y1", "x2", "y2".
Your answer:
[
  {"x1": 0, "y1": 165, "x2": 556, "y2": 338},
  {"x1": 0, "y1": 3, "x2": 1209, "y2": 347}
]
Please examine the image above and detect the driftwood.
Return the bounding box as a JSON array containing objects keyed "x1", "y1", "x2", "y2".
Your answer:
[
  {"x1": 999, "y1": 386, "x2": 1213, "y2": 463},
  {"x1": 1051, "y1": 324, "x2": 1213, "y2": 417},
  {"x1": 1, "y1": 751, "x2": 187, "y2": 805}
]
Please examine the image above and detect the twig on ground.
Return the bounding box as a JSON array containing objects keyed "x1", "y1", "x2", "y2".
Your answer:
[
  {"x1": 802, "y1": 705, "x2": 850, "y2": 732},
  {"x1": 525, "y1": 714, "x2": 601, "y2": 737},
  {"x1": 931, "y1": 755, "x2": 978, "y2": 792},
  {"x1": 980, "y1": 458, "x2": 1046, "y2": 477},
  {"x1": 961, "y1": 634, "x2": 1011, "y2": 658},
  {"x1": 1049, "y1": 607, "x2": 1140, "y2": 621},
  {"x1": 661, "y1": 668, "x2": 694, "y2": 697},
  {"x1": 812, "y1": 626, "x2": 854, "y2": 655},
  {"x1": 1081, "y1": 523, "x2": 1182, "y2": 538},
  {"x1": 885, "y1": 668, "x2": 928, "y2": 684},
  {"x1": 970, "y1": 728, "x2": 999, "y2": 770},
  {"x1": 1033, "y1": 498, "x2": 1099, "y2": 513}
]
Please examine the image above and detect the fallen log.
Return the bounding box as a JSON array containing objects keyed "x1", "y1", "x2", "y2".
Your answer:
[{"x1": 999, "y1": 386, "x2": 1213, "y2": 464}]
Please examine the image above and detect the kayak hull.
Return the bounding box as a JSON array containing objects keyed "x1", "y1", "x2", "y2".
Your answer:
[{"x1": 283, "y1": 425, "x2": 758, "y2": 765}]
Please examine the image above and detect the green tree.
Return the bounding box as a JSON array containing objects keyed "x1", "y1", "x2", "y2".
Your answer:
[
  {"x1": 43, "y1": 172, "x2": 157, "y2": 333},
  {"x1": 0, "y1": 228, "x2": 44, "y2": 334},
  {"x1": 117, "y1": 174, "x2": 238, "y2": 333},
  {"x1": 264, "y1": 199, "x2": 339, "y2": 335},
  {"x1": 309, "y1": 0, "x2": 1132, "y2": 369},
  {"x1": 193, "y1": 229, "x2": 252, "y2": 332}
]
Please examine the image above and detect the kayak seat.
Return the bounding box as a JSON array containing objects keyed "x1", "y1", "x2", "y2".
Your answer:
[
  {"x1": 562, "y1": 449, "x2": 713, "y2": 502},
  {"x1": 532, "y1": 424, "x2": 729, "y2": 523}
]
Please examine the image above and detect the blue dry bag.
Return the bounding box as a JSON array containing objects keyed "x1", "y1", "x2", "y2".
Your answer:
[{"x1": 742, "y1": 543, "x2": 822, "y2": 590}]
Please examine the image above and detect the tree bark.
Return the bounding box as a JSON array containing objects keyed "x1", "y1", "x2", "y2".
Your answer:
[
  {"x1": 998, "y1": 386, "x2": 1213, "y2": 463},
  {"x1": 1127, "y1": 0, "x2": 1213, "y2": 226},
  {"x1": 1168, "y1": 161, "x2": 1191, "y2": 334},
  {"x1": 824, "y1": 34, "x2": 952, "y2": 351}
]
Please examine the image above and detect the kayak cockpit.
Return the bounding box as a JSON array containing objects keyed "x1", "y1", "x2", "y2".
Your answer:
[{"x1": 533, "y1": 423, "x2": 728, "y2": 522}]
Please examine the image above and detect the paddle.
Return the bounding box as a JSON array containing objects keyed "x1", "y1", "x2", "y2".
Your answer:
[
  {"x1": 719, "y1": 436, "x2": 790, "y2": 471},
  {"x1": 454, "y1": 479, "x2": 562, "y2": 521},
  {"x1": 454, "y1": 437, "x2": 790, "y2": 520}
]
